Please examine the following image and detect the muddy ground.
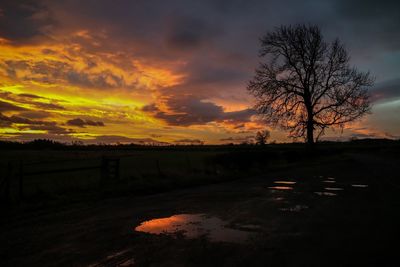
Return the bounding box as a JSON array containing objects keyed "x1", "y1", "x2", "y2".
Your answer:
[{"x1": 1, "y1": 151, "x2": 400, "y2": 267}]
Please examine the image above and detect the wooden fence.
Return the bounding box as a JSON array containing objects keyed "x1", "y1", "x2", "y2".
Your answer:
[{"x1": 0, "y1": 156, "x2": 120, "y2": 203}]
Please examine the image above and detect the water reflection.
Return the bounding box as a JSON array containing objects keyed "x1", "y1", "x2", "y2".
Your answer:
[
  {"x1": 268, "y1": 186, "x2": 293, "y2": 190},
  {"x1": 274, "y1": 181, "x2": 296, "y2": 185},
  {"x1": 315, "y1": 192, "x2": 337, "y2": 196},
  {"x1": 134, "y1": 214, "x2": 255, "y2": 243},
  {"x1": 324, "y1": 187, "x2": 344, "y2": 191},
  {"x1": 352, "y1": 184, "x2": 368, "y2": 188}
]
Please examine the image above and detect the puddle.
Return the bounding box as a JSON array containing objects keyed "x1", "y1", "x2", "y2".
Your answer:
[
  {"x1": 324, "y1": 187, "x2": 344, "y2": 191},
  {"x1": 322, "y1": 180, "x2": 336, "y2": 183},
  {"x1": 280, "y1": 205, "x2": 308, "y2": 212},
  {"x1": 268, "y1": 186, "x2": 293, "y2": 190},
  {"x1": 352, "y1": 184, "x2": 368, "y2": 188},
  {"x1": 134, "y1": 214, "x2": 256, "y2": 243},
  {"x1": 274, "y1": 181, "x2": 296, "y2": 185},
  {"x1": 274, "y1": 197, "x2": 285, "y2": 201},
  {"x1": 315, "y1": 192, "x2": 337, "y2": 196}
]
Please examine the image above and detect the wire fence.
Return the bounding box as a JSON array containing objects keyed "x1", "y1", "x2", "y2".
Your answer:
[{"x1": 0, "y1": 152, "x2": 219, "y2": 204}]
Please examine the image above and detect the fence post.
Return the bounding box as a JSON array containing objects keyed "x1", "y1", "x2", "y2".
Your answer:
[{"x1": 100, "y1": 156, "x2": 120, "y2": 181}]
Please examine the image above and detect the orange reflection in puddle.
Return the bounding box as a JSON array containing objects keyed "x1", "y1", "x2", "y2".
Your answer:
[
  {"x1": 269, "y1": 186, "x2": 293, "y2": 190},
  {"x1": 134, "y1": 214, "x2": 255, "y2": 243},
  {"x1": 274, "y1": 181, "x2": 296, "y2": 185}
]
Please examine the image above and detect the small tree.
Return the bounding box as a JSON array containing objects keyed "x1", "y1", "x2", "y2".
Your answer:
[
  {"x1": 247, "y1": 24, "x2": 374, "y2": 145},
  {"x1": 255, "y1": 130, "x2": 270, "y2": 145}
]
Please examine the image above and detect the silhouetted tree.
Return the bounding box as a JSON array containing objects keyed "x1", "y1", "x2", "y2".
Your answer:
[
  {"x1": 255, "y1": 130, "x2": 270, "y2": 145},
  {"x1": 248, "y1": 24, "x2": 374, "y2": 145}
]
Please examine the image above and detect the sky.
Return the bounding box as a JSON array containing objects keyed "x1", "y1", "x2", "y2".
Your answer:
[{"x1": 0, "y1": 0, "x2": 399, "y2": 144}]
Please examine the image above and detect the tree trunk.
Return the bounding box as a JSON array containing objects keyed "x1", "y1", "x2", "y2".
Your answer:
[
  {"x1": 304, "y1": 90, "x2": 314, "y2": 146},
  {"x1": 306, "y1": 118, "x2": 314, "y2": 145}
]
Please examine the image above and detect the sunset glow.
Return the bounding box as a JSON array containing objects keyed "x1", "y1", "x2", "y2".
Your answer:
[{"x1": 1, "y1": 1, "x2": 399, "y2": 144}]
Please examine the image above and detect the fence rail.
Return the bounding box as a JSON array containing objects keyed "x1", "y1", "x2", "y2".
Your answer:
[{"x1": 0, "y1": 156, "x2": 120, "y2": 203}]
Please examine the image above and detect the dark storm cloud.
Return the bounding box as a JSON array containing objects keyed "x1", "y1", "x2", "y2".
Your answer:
[
  {"x1": 2, "y1": 113, "x2": 52, "y2": 126},
  {"x1": 0, "y1": 0, "x2": 55, "y2": 42},
  {"x1": 33, "y1": 102, "x2": 65, "y2": 110},
  {"x1": 0, "y1": 91, "x2": 66, "y2": 111},
  {"x1": 223, "y1": 109, "x2": 256, "y2": 123},
  {"x1": 66, "y1": 118, "x2": 105, "y2": 128},
  {"x1": 17, "y1": 111, "x2": 51, "y2": 119},
  {"x1": 142, "y1": 96, "x2": 255, "y2": 126},
  {"x1": 142, "y1": 97, "x2": 224, "y2": 126},
  {"x1": 2, "y1": 59, "x2": 129, "y2": 90},
  {"x1": 18, "y1": 93, "x2": 44, "y2": 99},
  {"x1": 333, "y1": 0, "x2": 400, "y2": 50},
  {"x1": 8, "y1": 0, "x2": 398, "y2": 85},
  {"x1": 0, "y1": 100, "x2": 27, "y2": 112},
  {"x1": 165, "y1": 15, "x2": 219, "y2": 50},
  {"x1": 370, "y1": 79, "x2": 400, "y2": 103},
  {"x1": 0, "y1": 113, "x2": 73, "y2": 134},
  {"x1": 2, "y1": 0, "x2": 400, "y2": 136}
]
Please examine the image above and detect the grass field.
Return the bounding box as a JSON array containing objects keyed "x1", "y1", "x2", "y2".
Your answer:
[
  {"x1": 1, "y1": 140, "x2": 399, "y2": 203},
  {"x1": 1, "y1": 140, "x2": 400, "y2": 266}
]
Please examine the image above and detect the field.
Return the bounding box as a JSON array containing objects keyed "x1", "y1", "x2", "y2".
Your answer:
[{"x1": 1, "y1": 140, "x2": 400, "y2": 266}]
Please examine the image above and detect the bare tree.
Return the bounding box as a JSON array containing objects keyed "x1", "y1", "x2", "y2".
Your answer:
[
  {"x1": 247, "y1": 25, "x2": 374, "y2": 145},
  {"x1": 255, "y1": 129, "x2": 270, "y2": 145}
]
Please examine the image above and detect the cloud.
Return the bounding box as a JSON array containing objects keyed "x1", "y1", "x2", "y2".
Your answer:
[
  {"x1": 165, "y1": 15, "x2": 219, "y2": 50},
  {"x1": 142, "y1": 94, "x2": 256, "y2": 127},
  {"x1": 142, "y1": 96, "x2": 224, "y2": 126},
  {"x1": 370, "y1": 78, "x2": 400, "y2": 103},
  {"x1": 0, "y1": 113, "x2": 73, "y2": 134},
  {"x1": 0, "y1": 100, "x2": 27, "y2": 112},
  {"x1": 0, "y1": 0, "x2": 55, "y2": 43},
  {"x1": 17, "y1": 124, "x2": 73, "y2": 135},
  {"x1": 333, "y1": 0, "x2": 400, "y2": 50},
  {"x1": 222, "y1": 109, "x2": 256, "y2": 123},
  {"x1": 17, "y1": 110, "x2": 50, "y2": 119},
  {"x1": 2, "y1": 59, "x2": 132, "y2": 90},
  {"x1": 0, "y1": 91, "x2": 66, "y2": 111},
  {"x1": 1, "y1": 0, "x2": 400, "y2": 143},
  {"x1": 66, "y1": 118, "x2": 105, "y2": 127}
]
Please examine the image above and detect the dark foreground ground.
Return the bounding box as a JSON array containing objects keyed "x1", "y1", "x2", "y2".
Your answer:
[{"x1": 1, "y1": 143, "x2": 400, "y2": 266}]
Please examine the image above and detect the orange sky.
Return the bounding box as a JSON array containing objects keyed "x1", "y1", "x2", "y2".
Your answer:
[
  {"x1": 0, "y1": 1, "x2": 399, "y2": 144},
  {"x1": 0, "y1": 32, "x2": 268, "y2": 144}
]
